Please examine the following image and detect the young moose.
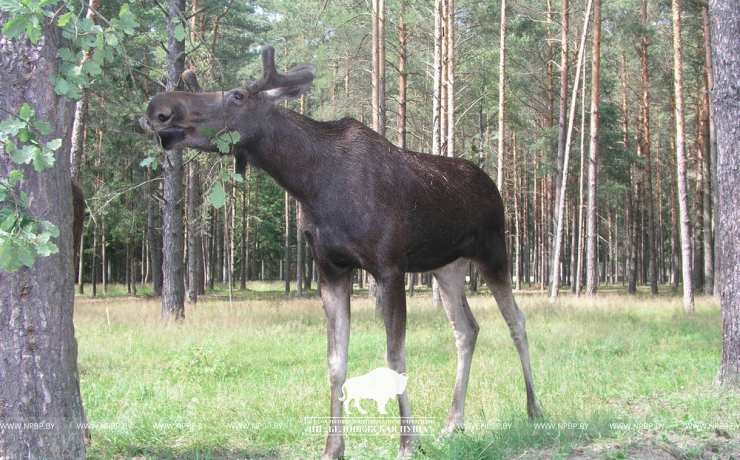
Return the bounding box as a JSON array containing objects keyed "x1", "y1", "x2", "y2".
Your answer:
[{"x1": 141, "y1": 45, "x2": 542, "y2": 459}]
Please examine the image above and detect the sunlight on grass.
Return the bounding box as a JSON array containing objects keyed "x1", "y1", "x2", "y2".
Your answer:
[{"x1": 74, "y1": 286, "x2": 739, "y2": 459}]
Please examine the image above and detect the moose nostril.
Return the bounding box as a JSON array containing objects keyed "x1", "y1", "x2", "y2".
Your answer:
[{"x1": 157, "y1": 112, "x2": 170, "y2": 123}]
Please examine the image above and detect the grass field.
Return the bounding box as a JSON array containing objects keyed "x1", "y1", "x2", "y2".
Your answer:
[{"x1": 75, "y1": 283, "x2": 740, "y2": 459}]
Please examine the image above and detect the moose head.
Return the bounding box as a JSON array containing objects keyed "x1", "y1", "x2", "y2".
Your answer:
[{"x1": 140, "y1": 46, "x2": 316, "y2": 173}]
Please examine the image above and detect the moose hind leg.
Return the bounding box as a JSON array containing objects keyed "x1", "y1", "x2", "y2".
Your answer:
[
  {"x1": 475, "y1": 260, "x2": 543, "y2": 420},
  {"x1": 433, "y1": 259, "x2": 480, "y2": 436},
  {"x1": 377, "y1": 270, "x2": 419, "y2": 457},
  {"x1": 320, "y1": 269, "x2": 352, "y2": 459}
]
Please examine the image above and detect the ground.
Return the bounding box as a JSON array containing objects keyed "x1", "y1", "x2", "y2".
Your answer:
[{"x1": 74, "y1": 282, "x2": 740, "y2": 460}]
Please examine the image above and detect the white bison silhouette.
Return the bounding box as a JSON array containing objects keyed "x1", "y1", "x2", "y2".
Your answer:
[{"x1": 339, "y1": 367, "x2": 409, "y2": 415}]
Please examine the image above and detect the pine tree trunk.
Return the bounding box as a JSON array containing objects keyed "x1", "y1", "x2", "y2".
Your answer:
[
  {"x1": 296, "y1": 202, "x2": 304, "y2": 298},
  {"x1": 497, "y1": 0, "x2": 507, "y2": 188},
  {"x1": 0, "y1": 15, "x2": 87, "y2": 457},
  {"x1": 672, "y1": 0, "x2": 695, "y2": 312},
  {"x1": 549, "y1": 0, "x2": 593, "y2": 300},
  {"x1": 554, "y1": 0, "x2": 569, "y2": 229},
  {"x1": 641, "y1": 0, "x2": 658, "y2": 295},
  {"x1": 285, "y1": 192, "x2": 291, "y2": 295},
  {"x1": 710, "y1": 0, "x2": 740, "y2": 387},
  {"x1": 187, "y1": 161, "x2": 199, "y2": 303},
  {"x1": 147, "y1": 168, "x2": 163, "y2": 296},
  {"x1": 586, "y1": 0, "x2": 602, "y2": 296},
  {"x1": 161, "y1": 0, "x2": 186, "y2": 321}
]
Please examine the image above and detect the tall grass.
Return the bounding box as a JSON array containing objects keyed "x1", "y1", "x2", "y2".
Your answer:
[{"x1": 74, "y1": 285, "x2": 739, "y2": 459}]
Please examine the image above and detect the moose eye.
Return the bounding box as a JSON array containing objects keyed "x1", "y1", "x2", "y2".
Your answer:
[{"x1": 233, "y1": 92, "x2": 244, "y2": 101}]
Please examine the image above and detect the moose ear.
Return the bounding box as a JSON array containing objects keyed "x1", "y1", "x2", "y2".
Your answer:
[{"x1": 261, "y1": 64, "x2": 317, "y2": 104}]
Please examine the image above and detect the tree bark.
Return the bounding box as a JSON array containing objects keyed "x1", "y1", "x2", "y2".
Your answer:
[
  {"x1": 187, "y1": 161, "x2": 199, "y2": 303},
  {"x1": 285, "y1": 192, "x2": 291, "y2": 295},
  {"x1": 497, "y1": 0, "x2": 507, "y2": 188},
  {"x1": 554, "y1": 0, "x2": 569, "y2": 232},
  {"x1": 0, "y1": 15, "x2": 87, "y2": 458},
  {"x1": 585, "y1": 0, "x2": 602, "y2": 296},
  {"x1": 710, "y1": 0, "x2": 740, "y2": 387},
  {"x1": 672, "y1": 0, "x2": 695, "y2": 312},
  {"x1": 641, "y1": 0, "x2": 658, "y2": 295},
  {"x1": 161, "y1": 0, "x2": 186, "y2": 321}
]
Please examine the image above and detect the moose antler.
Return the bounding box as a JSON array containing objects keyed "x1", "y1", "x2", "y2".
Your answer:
[{"x1": 246, "y1": 45, "x2": 316, "y2": 94}]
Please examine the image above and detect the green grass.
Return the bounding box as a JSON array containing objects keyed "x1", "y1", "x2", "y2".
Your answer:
[{"x1": 75, "y1": 284, "x2": 740, "y2": 459}]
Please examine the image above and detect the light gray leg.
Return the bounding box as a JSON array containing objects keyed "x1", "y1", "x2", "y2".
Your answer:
[
  {"x1": 378, "y1": 269, "x2": 419, "y2": 458},
  {"x1": 320, "y1": 270, "x2": 352, "y2": 460},
  {"x1": 433, "y1": 259, "x2": 480, "y2": 436},
  {"x1": 477, "y1": 263, "x2": 543, "y2": 420}
]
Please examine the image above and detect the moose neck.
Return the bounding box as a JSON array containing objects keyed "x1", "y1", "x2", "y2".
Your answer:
[{"x1": 243, "y1": 107, "x2": 333, "y2": 204}]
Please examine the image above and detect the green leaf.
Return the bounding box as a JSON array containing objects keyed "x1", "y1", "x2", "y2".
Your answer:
[
  {"x1": 7, "y1": 169, "x2": 23, "y2": 186},
  {"x1": 140, "y1": 157, "x2": 158, "y2": 170},
  {"x1": 208, "y1": 181, "x2": 226, "y2": 209},
  {"x1": 228, "y1": 171, "x2": 244, "y2": 183},
  {"x1": 0, "y1": 118, "x2": 26, "y2": 136},
  {"x1": 19, "y1": 103, "x2": 34, "y2": 120},
  {"x1": 174, "y1": 22, "x2": 186, "y2": 42},
  {"x1": 53, "y1": 77, "x2": 71, "y2": 96},
  {"x1": 57, "y1": 47, "x2": 76, "y2": 62},
  {"x1": 0, "y1": 0, "x2": 29, "y2": 14},
  {"x1": 1, "y1": 16, "x2": 29, "y2": 39},
  {"x1": 26, "y1": 18, "x2": 41, "y2": 44},
  {"x1": 11, "y1": 144, "x2": 38, "y2": 165},
  {"x1": 57, "y1": 11, "x2": 74, "y2": 27},
  {"x1": 32, "y1": 120, "x2": 51, "y2": 136},
  {"x1": 82, "y1": 59, "x2": 102, "y2": 76}
]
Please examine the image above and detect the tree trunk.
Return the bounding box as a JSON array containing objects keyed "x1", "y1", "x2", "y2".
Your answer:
[
  {"x1": 672, "y1": 0, "x2": 695, "y2": 312},
  {"x1": 0, "y1": 15, "x2": 87, "y2": 457},
  {"x1": 285, "y1": 192, "x2": 291, "y2": 295},
  {"x1": 586, "y1": 0, "x2": 602, "y2": 296},
  {"x1": 187, "y1": 161, "x2": 199, "y2": 303},
  {"x1": 446, "y1": 0, "x2": 455, "y2": 158},
  {"x1": 161, "y1": 0, "x2": 186, "y2": 321},
  {"x1": 432, "y1": 0, "x2": 444, "y2": 159},
  {"x1": 296, "y1": 202, "x2": 304, "y2": 298},
  {"x1": 641, "y1": 0, "x2": 658, "y2": 295},
  {"x1": 240, "y1": 178, "x2": 249, "y2": 290},
  {"x1": 554, "y1": 0, "x2": 569, "y2": 233},
  {"x1": 497, "y1": 0, "x2": 507, "y2": 188},
  {"x1": 710, "y1": 0, "x2": 740, "y2": 387},
  {"x1": 397, "y1": 7, "x2": 408, "y2": 150},
  {"x1": 548, "y1": 0, "x2": 593, "y2": 300},
  {"x1": 147, "y1": 168, "x2": 163, "y2": 296}
]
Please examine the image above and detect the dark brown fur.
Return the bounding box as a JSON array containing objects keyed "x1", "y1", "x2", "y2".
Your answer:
[{"x1": 141, "y1": 46, "x2": 541, "y2": 459}]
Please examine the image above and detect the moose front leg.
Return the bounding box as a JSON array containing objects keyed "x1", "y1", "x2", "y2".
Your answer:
[
  {"x1": 378, "y1": 270, "x2": 419, "y2": 458},
  {"x1": 320, "y1": 269, "x2": 352, "y2": 460}
]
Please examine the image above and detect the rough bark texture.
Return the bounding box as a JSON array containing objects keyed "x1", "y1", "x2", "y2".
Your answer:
[
  {"x1": 161, "y1": 0, "x2": 186, "y2": 320},
  {"x1": 710, "y1": 0, "x2": 740, "y2": 387},
  {"x1": 0, "y1": 20, "x2": 86, "y2": 459}
]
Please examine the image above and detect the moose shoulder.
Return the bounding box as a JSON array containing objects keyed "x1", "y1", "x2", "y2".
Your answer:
[{"x1": 141, "y1": 45, "x2": 541, "y2": 459}]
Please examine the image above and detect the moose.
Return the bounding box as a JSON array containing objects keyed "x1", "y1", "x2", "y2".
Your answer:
[{"x1": 141, "y1": 45, "x2": 542, "y2": 459}]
